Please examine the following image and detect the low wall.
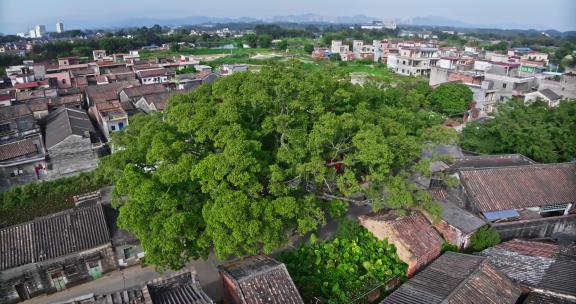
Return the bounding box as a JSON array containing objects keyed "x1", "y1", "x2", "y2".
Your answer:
[{"x1": 492, "y1": 214, "x2": 576, "y2": 240}]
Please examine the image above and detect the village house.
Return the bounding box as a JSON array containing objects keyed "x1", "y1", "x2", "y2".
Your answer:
[
  {"x1": 219, "y1": 255, "x2": 304, "y2": 304},
  {"x1": 89, "y1": 100, "x2": 128, "y2": 141},
  {"x1": 44, "y1": 107, "x2": 102, "y2": 178},
  {"x1": 135, "y1": 92, "x2": 173, "y2": 113},
  {"x1": 220, "y1": 64, "x2": 248, "y2": 76},
  {"x1": 359, "y1": 210, "x2": 444, "y2": 277},
  {"x1": 119, "y1": 83, "x2": 167, "y2": 103},
  {"x1": 137, "y1": 68, "x2": 170, "y2": 85},
  {"x1": 524, "y1": 88, "x2": 563, "y2": 107},
  {"x1": 0, "y1": 135, "x2": 46, "y2": 190},
  {"x1": 478, "y1": 238, "x2": 576, "y2": 301},
  {"x1": 381, "y1": 252, "x2": 522, "y2": 304},
  {"x1": 85, "y1": 81, "x2": 139, "y2": 106},
  {"x1": 0, "y1": 204, "x2": 117, "y2": 303},
  {"x1": 387, "y1": 47, "x2": 439, "y2": 77},
  {"x1": 0, "y1": 104, "x2": 39, "y2": 142}
]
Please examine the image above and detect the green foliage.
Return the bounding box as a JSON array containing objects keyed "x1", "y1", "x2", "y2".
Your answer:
[
  {"x1": 441, "y1": 241, "x2": 460, "y2": 253},
  {"x1": 304, "y1": 44, "x2": 315, "y2": 54},
  {"x1": 280, "y1": 226, "x2": 407, "y2": 303},
  {"x1": 333, "y1": 217, "x2": 364, "y2": 240},
  {"x1": 276, "y1": 40, "x2": 288, "y2": 51},
  {"x1": 429, "y1": 83, "x2": 473, "y2": 115},
  {"x1": 101, "y1": 62, "x2": 448, "y2": 269},
  {"x1": 461, "y1": 99, "x2": 576, "y2": 163},
  {"x1": 325, "y1": 200, "x2": 349, "y2": 219},
  {"x1": 0, "y1": 171, "x2": 110, "y2": 226},
  {"x1": 245, "y1": 34, "x2": 258, "y2": 48},
  {"x1": 469, "y1": 226, "x2": 501, "y2": 252},
  {"x1": 176, "y1": 66, "x2": 197, "y2": 75},
  {"x1": 330, "y1": 53, "x2": 341, "y2": 61},
  {"x1": 258, "y1": 34, "x2": 273, "y2": 48}
]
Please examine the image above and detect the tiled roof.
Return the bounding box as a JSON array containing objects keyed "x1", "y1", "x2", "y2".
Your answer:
[
  {"x1": 0, "y1": 204, "x2": 110, "y2": 270},
  {"x1": 45, "y1": 107, "x2": 97, "y2": 149},
  {"x1": 122, "y1": 84, "x2": 166, "y2": 98},
  {"x1": 459, "y1": 163, "x2": 576, "y2": 212},
  {"x1": 360, "y1": 211, "x2": 443, "y2": 269},
  {"x1": 27, "y1": 98, "x2": 48, "y2": 112},
  {"x1": 429, "y1": 188, "x2": 486, "y2": 234},
  {"x1": 139, "y1": 68, "x2": 168, "y2": 78},
  {"x1": 538, "y1": 249, "x2": 576, "y2": 297},
  {"x1": 0, "y1": 103, "x2": 32, "y2": 121},
  {"x1": 219, "y1": 255, "x2": 304, "y2": 304},
  {"x1": 523, "y1": 292, "x2": 576, "y2": 304},
  {"x1": 478, "y1": 239, "x2": 558, "y2": 287},
  {"x1": 381, "y1": 252, "x2": 521, "y2": 304},
  {"x1": 539, "y1": 88, "x2": 562, "y2": 101},
  {"x1": 0, "y1": 139, "x2": 38, "y2": 161},
  {"x1": 141, "y1": 92, "x2": 173, "y2": 111},
  {"x1": 86, "y1": 81, "x2": 139, "y2": 103},
  {"x1": 14, "y1": 79, "x2": 49, "y2": 90},
  {"x1": 450, "y1": 154, "x2": 535, "y2": 170},
  {"x1": 143, "y1": 269, "x2": 214, "y2": 304}
]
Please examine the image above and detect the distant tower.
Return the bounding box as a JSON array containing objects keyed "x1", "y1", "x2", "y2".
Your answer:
[
  {"x1": 35, "y1": 25, "x2": 46, "y2": 38},
  {"x1": 29, "y1": 29, "x2": 36, "y2": 38},
  {"x1": 56, "y1": 21, "x2": 64, "y2": 33}
]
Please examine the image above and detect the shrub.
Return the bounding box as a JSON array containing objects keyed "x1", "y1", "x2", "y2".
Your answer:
[{"x1": 469, "y1": 226, "x2": 501, "y2": 252}]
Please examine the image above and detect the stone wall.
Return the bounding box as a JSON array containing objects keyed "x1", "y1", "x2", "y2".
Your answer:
[{"x1": 492, "y1": 215, "x2": 576, "y2": 241}]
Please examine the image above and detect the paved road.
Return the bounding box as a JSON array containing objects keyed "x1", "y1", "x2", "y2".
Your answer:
[{"x1": 23, "y1": 253, "x2": 223, "y2": 304}]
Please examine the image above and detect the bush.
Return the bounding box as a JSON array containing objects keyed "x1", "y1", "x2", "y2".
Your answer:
[
  {"x1": 469, "y1": 226, "x2": 501, "y2": 252},
  {"x1": 441, "y1": 241, "x2": 460, "y2": 253},
  {"x1": 280, "y1": 225, "x2": 407, "y2": 303}
]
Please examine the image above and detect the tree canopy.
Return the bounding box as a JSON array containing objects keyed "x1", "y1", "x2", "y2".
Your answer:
[
  {"x1": 102, "y1": 62, "x2": 452, "y2": 269},
  {"x1": 461, "y1": 99, "x2": 576, "y2": 163},
  {"x1": 429, "y1": 83, "x2": 473, "y2": 115}
]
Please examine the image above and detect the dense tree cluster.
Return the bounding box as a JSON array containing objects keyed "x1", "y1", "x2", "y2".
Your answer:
[
  {"x1": 429, "y1": 83, "x2": 473, "y2": 115},
  {"x1": 101, "y1": 62, "x2": 453, "y2": 269},
  {"x1": 280, "y1": 222, "x2": 407, "y2": 303},
  {"x1": 461, "y1": 99, "x2": 576, "y2": 163}
]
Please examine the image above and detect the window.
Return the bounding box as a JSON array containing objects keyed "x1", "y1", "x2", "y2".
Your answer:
[
  {"x1": 0, "y1": 123, "x2": 10, "y2": 132},
  {"x1": 502, "y1": 83, "x2": 507, "y2": 88},
  {"x1": 110, "y1": 125, "x2": 116, "y2": 131},
  {"x1": 123, "y1": 247, "x2": 135, "y2": 259},
  {"x1": 62, "y1": 79, "x2": 66, "y2": 84},
  {"x1": 118, "y1": 122, "x2": 124, "y2": 130}
]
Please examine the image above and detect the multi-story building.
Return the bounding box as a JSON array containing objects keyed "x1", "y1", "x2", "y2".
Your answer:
[
  {"x1": 388, "y1": 47, "x2": 439, "y2": 77},
  {"x1": 34, "y1": 25, "x2": 45, "y2": 38},
  {"x1": 56, "y1": 21, "x2": 64, "y2": 33}
]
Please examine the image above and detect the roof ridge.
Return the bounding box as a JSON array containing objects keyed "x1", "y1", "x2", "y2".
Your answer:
[{"x1": 459, "y1": 162, "x2": 574, "y2": 171}]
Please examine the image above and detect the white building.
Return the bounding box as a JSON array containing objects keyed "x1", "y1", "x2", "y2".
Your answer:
[
  {"x1": 35, "y1": 25, "x2": 46, "y2": 38},
  {"x1": 29, "y1": 29, "x2": 36, "y2": 38},
  {"x1": 389, "y1": 47, "x2": 439, "y2": 77},
  {"x1": 56, "y1": 21, "x2": 64, "y2": 33}
]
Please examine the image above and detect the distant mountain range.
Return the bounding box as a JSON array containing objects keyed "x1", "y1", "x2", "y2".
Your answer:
[{"x1": 5, "y1": 14, "x2": 570, "y2": 34}]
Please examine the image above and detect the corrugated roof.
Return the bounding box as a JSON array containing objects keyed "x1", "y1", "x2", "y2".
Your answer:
[
  {"x1": 381, "y1": 252, "x2": 521, "y2": 304},
  {"x1": 0, "y1": 204, "x2": 111, "y2": 270},
  {"x1": 459, "y1": 163, "x2": 576, "y2": 212},
  {"x1": 219, "y1": 255, "x2": 304, "y2": 304}
]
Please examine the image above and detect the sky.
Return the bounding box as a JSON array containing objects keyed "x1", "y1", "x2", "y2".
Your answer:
[{"x1": 1, "y1": 0, "x2": 575, "y2": 34}]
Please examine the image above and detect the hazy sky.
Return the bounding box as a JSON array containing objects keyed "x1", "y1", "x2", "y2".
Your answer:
[{"x1": 1, "y1": 0, "x2": 575, "y2": 33}]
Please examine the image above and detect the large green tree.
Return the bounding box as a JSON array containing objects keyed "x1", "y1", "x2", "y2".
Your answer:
[
  {"x1": 429, "y1": 83, "x2": 473, "y2": 115},
  {"x1": 103, "y1": 62, "x2": 450, "y2": 269},
  {"x1": 461, "y1": 99, "x2": 576, "y2": 163}
]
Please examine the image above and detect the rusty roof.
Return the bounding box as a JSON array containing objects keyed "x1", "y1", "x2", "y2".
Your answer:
[
  {"x1": 381, "y1": 252, "x2": 521, "y2": 304},
  {"x1": 360, "y1": 211, "x2": 443, "y2": 264},
  {"x1": 0, "y1": 204, "x2": 110, "y2": 270},
  {"x1": 0, "y1": 139, "x2": 38, "y2": 161},
  {"x1": 459, "y1": 163, "x2": 576, "y2": 212},
  {"x1": 219, "y1": 255, "x2": 304, "y2": 304},
  {"x1": 496, "y1": 239, "x2": 559, "y2": 258},
  {"x1": 86, "y1": 81, "x2": 139, "y2": 103}
]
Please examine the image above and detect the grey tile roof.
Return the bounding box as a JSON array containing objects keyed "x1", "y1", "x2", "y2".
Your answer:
[
  {"x1": 144, "y1": 269, "x2": 214, "y2": 304},
  {"x1": 219, "y1": 255, "x2": 304, "y2": 304},
  {"x1": 0, "y1": 204, "x2": 111, "y2": 270},
  {"x1": 450, "y1": 154, "x2": 535, "y2": 170},
  {"x1": 539, "y1": 88, "x2": 562, "y2": 101},
  {"x1": 122, "y1": 84, "x2": 166, "y2": 98},
  {"x1": 523, "y1": 292, "x2": 576, "y2": 304},
  {"x1": 459, "y1": 163, "x2": 576, "y2": 212},
  {"x1": 381, "y1": 252, "x2": 521, "y2": 304},
  {"x1": 45, "y1": 107, "x2": 97, "y2": 149},
  {"x1": 538, "y1": 250, "x2": 576, "y2": 297}
]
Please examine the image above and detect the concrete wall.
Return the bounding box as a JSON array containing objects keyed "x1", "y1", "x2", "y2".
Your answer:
[
  {"x1": 492, "y1": 215, "x2": 576, "y2": 241},
  {"x1": 47, "y1": 135, "x2": 98, "y2": 178}
]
